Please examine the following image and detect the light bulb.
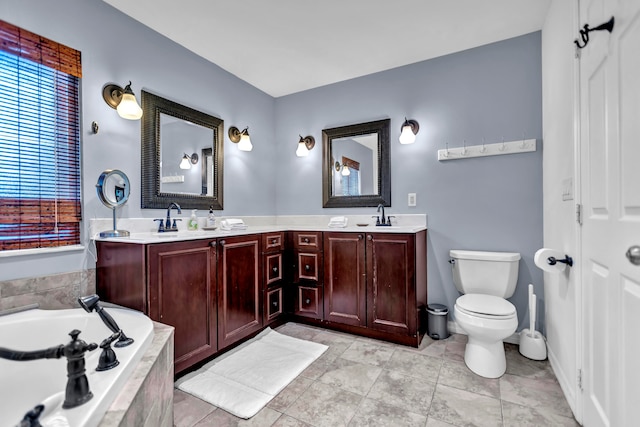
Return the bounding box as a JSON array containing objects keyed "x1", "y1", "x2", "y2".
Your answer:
[
  {"x1": 238, "y1": 134, "x2": 253, "y2": 151},
  {"x1": 399, "y1": 124, "x2": 416, "y2": 144},
  {"x1": 341, "y1": 165, "x2": 350, "y2": 176},
  {"x1": 116, "y1": 93, "x2": 143, "y2": 120},
  {"x1": 296, "y1": 141, "x2": 309, "y2": 157},
  {"x1": 179, "y1": 155, "x2": 191, "y2": 169}
]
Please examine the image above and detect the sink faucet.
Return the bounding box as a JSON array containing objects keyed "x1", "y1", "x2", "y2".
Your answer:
[
  {"x1": 376, "y1": 204, "x2": 386, "y2": 224},
  {"x1": 0, "y1": 329, "x2": 98, "y2": 409},
  {"x1": 165, "y1": 202, "x2": 182, "y2": 231}
]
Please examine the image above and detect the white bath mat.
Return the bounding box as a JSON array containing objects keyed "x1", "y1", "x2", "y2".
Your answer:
[{"x1": 176, "y1": 327, "x2": 327, "y2": 419}]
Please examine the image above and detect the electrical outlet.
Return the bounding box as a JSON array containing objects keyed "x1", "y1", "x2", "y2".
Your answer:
[{"x1": 408, "y1": 193, "x2": 417, "y2": 207}]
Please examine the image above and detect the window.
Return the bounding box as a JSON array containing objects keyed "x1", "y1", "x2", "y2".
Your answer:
[{"x1": 0, "y1": 20, "x2": 82, "y2": 251}]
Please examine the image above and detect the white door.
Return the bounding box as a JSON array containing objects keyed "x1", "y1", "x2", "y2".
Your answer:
[{"x1": 579, "y1": 0, "x2": 640, "y2": 425}]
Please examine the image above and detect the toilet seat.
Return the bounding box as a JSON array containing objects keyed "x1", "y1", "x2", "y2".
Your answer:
[{"x1": 455, "y1": 294, "x2": 516, "y2": 319}]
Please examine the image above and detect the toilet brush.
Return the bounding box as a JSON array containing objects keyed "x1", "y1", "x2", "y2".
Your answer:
[{"x1": 519, "y1": 284, "x2": 547, "y2": 360}]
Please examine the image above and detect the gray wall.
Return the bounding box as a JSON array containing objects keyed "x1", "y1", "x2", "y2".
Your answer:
[
  {"x1": 0, "y1": 0, "x2": 544, "y2": 333},
  {"x1": 275, "y1": 33, "x2": 544, "y2": 332},
  {"x1": 0, "y1": 0, "x2": 276, "y2": 281}
]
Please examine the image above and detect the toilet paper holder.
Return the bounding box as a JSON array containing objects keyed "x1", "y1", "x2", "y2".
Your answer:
[{"x1": 547, "y1": 255, "x2": 573, "y2": 267}]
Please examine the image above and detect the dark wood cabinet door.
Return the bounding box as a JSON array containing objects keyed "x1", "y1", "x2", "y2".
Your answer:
[
  {"x1": 323, "y1": 232, "x2": 366, "y2": 326},
  {"x1": 264, "y1": 252, "x2": 283, "y2": 286},
  {"x1": 295, "y1": 252, "x2": 322, "y2": 282},
  {"x1": 366, "y1": 233, "x2": 416, "y2": 336},
  {"x1": 147, "y1": 239, "x2": 217, "y2": 374},
  {"x1": 264, "y1": 286, "x2": 283, "y2": 325},
  {"x1": 295, "y1": 285, "x2": 323, "y2": 319},
  {"x1": 217, "y1": 234, "x2": 263, "y2": 349}
]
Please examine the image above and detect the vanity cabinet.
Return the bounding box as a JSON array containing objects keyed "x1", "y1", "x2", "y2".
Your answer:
[
  {"x1": 262, "y1": 232, "x2": 284, "y2": 325},
  {"x1": 291, "y1": 231, "x2": 324, "y2": 319},
  {"x1": 323, "y1": 232, "x2": 366, "y2": 326},
  {"x1": 217, "y1": 234, "x2": 263, "y2": 349},
  {"x1": 96, "y1": 238, "x2": 218, "y2": 374},
  {"x1": 319, "y1": 230, "x2": 427, "y2": 346},
  {"x1": 366, "y1": 232, "x2": 425, "y2": 339}
]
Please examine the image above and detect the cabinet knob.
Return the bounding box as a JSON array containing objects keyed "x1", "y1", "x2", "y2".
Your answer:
[
  {"x1": 303, "y1": 238, "x2": 310, "y2": 243},
  {"x1": 367, "y1": 235, "x2": 373, "y2": 241},
  {"x1": 220, "y1": 240, "x2": 226, "y2": 246},
  {"x1": 358, "y1": 234, "x2": 363, "y2": 240},
  {"x1": 209, "y1": 241, "x2": 217, "y2": 247},
  {"x1": 305, "y1": 298, "x2": 311, "y2": 305},
  {"x1": 305, "y1": 264, "x2": 311, "y2": 272},
  {"x1": 271, "y1": 239, "x2": 277, "y2": 244},
  {"x1": 272, "y1": 301, "x2": 279, "y2": 307},
  {"x1": 272, "y1": 267, "x2": 278, "y2": 273}
]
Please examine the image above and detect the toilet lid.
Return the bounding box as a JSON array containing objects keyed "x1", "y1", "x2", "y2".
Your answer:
[{"x1": 456, "y1": 294, "x2": 516, "y2": 317}]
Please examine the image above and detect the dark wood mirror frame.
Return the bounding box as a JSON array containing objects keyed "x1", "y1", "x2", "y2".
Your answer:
[
  {"x1": 141, "y1": 90, "x2": 224, "y2": 210},
  {"x1": 322, "y1": 118, "x2": 391, "y2": 208}
]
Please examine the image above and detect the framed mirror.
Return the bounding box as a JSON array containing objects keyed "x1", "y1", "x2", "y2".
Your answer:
[
  {"x1": 322, "y1": 118, "x2": 391, "y2": 208},
  {"x1": 141, "y1": 90, "x2": 224, "y2": 210}
]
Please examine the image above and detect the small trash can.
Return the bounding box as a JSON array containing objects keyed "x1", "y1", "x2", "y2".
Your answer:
[{"x1": 427, "y1": 304, "x2": 449, "y2": 340}]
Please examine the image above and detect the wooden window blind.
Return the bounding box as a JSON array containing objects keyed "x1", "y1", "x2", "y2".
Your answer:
[{"x1": 0, "y1": 20, "x2": 82, "y2": 251}]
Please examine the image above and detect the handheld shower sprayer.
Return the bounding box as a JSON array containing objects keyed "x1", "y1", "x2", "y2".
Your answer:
[{"x1": 78, "y1": 294, "x2": 134, "y2": 348}]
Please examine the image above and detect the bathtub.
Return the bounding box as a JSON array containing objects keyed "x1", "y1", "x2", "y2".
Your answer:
[{"x1": 0, "y1": 307, "x2": 154, "y2": 427}]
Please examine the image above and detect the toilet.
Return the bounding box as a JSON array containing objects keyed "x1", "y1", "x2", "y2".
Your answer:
[{"x1": 450, "y1": 249, "x2": 520, "y2": 378}]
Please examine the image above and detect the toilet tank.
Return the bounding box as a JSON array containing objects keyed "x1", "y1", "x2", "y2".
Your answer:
[{"x1": 449, "y1": 250, "x2": 521, "y2": 298}]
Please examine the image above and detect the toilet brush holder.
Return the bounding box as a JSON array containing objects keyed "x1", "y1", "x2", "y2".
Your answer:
[{"x1": 519, "y1": 328, "x2": 547, "y2": 360}]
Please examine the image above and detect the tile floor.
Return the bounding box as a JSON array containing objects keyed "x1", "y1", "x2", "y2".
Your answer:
[{"x1": 173, "y1": 323, "x2": 578, "y2": 427}]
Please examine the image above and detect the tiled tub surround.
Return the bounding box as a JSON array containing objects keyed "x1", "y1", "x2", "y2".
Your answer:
[
  {"x1": 175, "y1": 323, "x2": 577, "y2": 427},
  {"x1": 100, "y1": 321, "x2": 174, "y2": 427},
  {"x1": 0, "y1": 268, "x2": 96, "y2": 311}
]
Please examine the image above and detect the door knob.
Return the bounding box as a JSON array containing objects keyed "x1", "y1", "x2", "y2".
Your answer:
[{"x1": 626, "y1": 245, "x2": 640, "y2": 265}]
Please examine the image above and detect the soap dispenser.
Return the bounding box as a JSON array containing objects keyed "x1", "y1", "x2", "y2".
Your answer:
[
  {"x1": 188, "y1": 209, "x2": 198, "y2": 230},
  {"x1": 206, "y1": 206, "x2": 216, "y2": 228}
]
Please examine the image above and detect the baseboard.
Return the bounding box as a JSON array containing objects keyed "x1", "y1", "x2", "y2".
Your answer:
[{"x1": 447, "y1": 320, "x2": 525, "y2": 345}]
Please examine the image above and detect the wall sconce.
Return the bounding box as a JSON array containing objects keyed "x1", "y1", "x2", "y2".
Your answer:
[
  {"x1": 179, "y1": 153, "x2": 199, "y2": 170},
  {"x1": 399, "y1": 118, "x2": 419, "y2": 144},
  {"x1": 229, "y1": 126, "x2": 253, "y2": 151},
  {"x1": 296, "y1": 135, "x2": 315, "y2": 157},
  {"x1": 334, "y1": 161, "x2": 351, "y2": 176},
  {"x1": 102, "y1": 81, "x2": 143, "y2": 120}
]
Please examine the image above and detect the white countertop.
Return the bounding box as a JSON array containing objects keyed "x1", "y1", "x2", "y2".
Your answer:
[{"x1": 91, "y1": 215, "x2": 427, "y2": 244}]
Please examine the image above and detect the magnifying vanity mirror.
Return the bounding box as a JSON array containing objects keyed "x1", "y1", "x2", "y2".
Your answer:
[
  {"x1": 96, "y1": 169, "x2": 130, "y2": 237},
  {"x1": 322, "y1": 119, "x2": 391, "y2": 208},
  {"x1": 141, "y1": 90, "x2": 224, "y2": 210}
]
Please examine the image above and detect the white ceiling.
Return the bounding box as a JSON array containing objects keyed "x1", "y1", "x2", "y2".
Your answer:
[{"x1": 103, "y1": 0, "x2": 551, "y2": 98}]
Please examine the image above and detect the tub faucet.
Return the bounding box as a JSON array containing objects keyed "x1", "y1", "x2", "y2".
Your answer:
[
  {"x1": 165, "y1": 202, "x2": 182, "y2": 231},
  {"x1": 0, "y1": 329, "x2": 98, "y2": 409},
  {"x1": 78, "y1": 294, "x2": 134, "y2": 347}
]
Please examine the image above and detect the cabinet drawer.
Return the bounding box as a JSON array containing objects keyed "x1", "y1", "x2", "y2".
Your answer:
[
  {"x1": 265, "y1": 286, "x2": 283, "y2": 323},
  {"x1": 262, "y1": 232, "x2": 284, "y2": 252},
  {"x1": 265, "y1": 252, "x2": 283, "y2": 285},
  {"x1": 295, "y1": 252, "x2": 322, "y2": 282},
  {"x1": 295, "y1": 285, "x2": 323, "y2": 319},
  {"x1": 292, "y1": 231, "x2": 322, "y2": 251}
]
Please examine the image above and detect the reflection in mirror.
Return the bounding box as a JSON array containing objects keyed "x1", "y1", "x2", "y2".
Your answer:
[
  {"x1": 322, "y1": 119, "x2": 390, "y2": 208},
  {"x1": 141, "y1": 91, "x2": 224, "y2": 210},
  {"x1": 159, "y1": 113, "x2": 212, "y2": 195},
  {"x1": 331, "y1": 133, "x2": 378, "y2": 197}
]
